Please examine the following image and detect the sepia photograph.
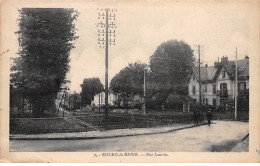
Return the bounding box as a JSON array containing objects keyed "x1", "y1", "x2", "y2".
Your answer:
[{"x1": 0, "y1": 0, "x2": 259, "y2": 163}]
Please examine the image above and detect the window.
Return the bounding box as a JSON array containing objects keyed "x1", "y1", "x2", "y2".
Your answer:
[
  {"x1": 238, "y1": 82, "x2": 246, "y2": 91},
  {"x1": 203, "y1": 98, "x2": 208, "y2": 105},
  {"x1": 220, "y1": 83, "x2": 227, "y2": 90},
  {"x1": 222, "y1": 70, "x2": 226, "y2": 78},
  {"x1": 220, "y1": 99, "x2": 226, "y2": 106},
  {"x1": 213, "y1": 99, "x2": 216, "y2": 107},
  {"x1": 213, "y1": 84, "x2": 216, "y2": 94},
  {"x1": 204, "y1": 84, "x2": 207, "y2": 92},
  {"x1": 192, "y1": 86, "x2": 196, "y2": 95}
]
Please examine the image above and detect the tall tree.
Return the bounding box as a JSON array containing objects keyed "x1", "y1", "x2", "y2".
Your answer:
[
  {"x1": 11, "y1": 8, "x2": 78, "y2": 117},
  {"x1": 80, "y1": 78, "x2": 104, "y2": 105},
  {"x1": 149, "y1": 40, "x2": 194, "y2": 105},
  {"x1": 110, "y1": 62, "x2": 147, "y2": 104}
]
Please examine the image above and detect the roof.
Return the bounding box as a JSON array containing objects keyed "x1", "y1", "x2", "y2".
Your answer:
[
  {"x1": 189, "y1": 58, "x2": 249, "y2": 83},
  {"x1": 216, "y1": 58, "x2": 249, "y2": 80},
  {"x1": 192, "y1": 66, "x2": 218, "y2": 83}
]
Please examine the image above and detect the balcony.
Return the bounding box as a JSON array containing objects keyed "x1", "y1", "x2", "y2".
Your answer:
[{"x1": 217, "y1": 90, "x2": 228, "y2": 97}]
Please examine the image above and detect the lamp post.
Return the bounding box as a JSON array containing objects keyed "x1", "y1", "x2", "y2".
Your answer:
[{"x1": 143, "y1": 67, "x2": 147, "y2": 115}]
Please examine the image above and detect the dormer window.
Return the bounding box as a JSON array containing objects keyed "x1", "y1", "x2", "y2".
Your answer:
[{"x1": 222, "y1": 70, "x2": 226, "y2": 78}]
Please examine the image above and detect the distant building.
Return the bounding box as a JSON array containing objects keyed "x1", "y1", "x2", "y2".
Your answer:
[
  {"x1": 187, "y1": 56, "x2": 249, "y2": 108},
  {"x1": 91, "y1": 92, "x2": 117, "y2": 106}
]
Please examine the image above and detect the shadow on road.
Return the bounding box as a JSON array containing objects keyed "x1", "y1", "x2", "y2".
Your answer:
[{"x1": 209, "y1": 139, "x2": 241, "y2": 152}]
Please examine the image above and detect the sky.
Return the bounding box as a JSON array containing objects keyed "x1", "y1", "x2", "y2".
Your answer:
[{"x1": 6, "y1": 1, "x2": 251, "y2": 93}]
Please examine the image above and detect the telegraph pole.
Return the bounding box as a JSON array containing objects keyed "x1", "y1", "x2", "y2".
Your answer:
[
  {"x1": 99, "y1": 93, "x2": 101, "y2": 115},
  {"x1": 97, "y1": 8, "x2": 117, "y2": 128},
  {"x1": 105, "y1": 9, "x2": 109, "y2": 121},
  {"x1": 69, "y1": 96, "x2": 71, "y2": 113},
  {"x1": 63, "y1": 93, "x2": 66, "y2": 117},
  {"x1": 235, "y1": 47, "x2": 238, "y2": 119},
  {"x1": 143, "y1": 68, "x2": 147, "y2": 114},
  {"x1": 198, "y1": 45, "x2": 201, "y2": 105}
]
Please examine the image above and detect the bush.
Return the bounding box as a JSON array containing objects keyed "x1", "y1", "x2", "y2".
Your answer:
[
  {"x1": 190, "y1": 103, "x2": 216, "y2": 113},
  {"x1": 165, "y1": 94, "x2": 194, "y2": 110},
  {"x1": 165, "y1": 94, "x2": 184, "y2": 109},
  {"x1": 10, "y1": 118, "x2": 85, "y2": 134}
]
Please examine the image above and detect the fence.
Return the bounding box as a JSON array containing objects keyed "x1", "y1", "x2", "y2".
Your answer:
[
  {"x1": 212, "y1": 111, "x2": 249, "y2": 120},
  {"x1": 77, "y1": 112, "x2": 198, "y2": 130}
]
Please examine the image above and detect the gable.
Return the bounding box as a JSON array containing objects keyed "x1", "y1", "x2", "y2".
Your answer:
[
  {"x1": 216, "y1": 66, "x2": 230, "y2": 80},
  {"x1": 187, "y1": 72, "x2": 198, "y2": 84}
]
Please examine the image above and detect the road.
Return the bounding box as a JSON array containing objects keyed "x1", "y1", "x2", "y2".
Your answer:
[{"x1": 10, "y1": 121, "x2": 248, "y2": 152}]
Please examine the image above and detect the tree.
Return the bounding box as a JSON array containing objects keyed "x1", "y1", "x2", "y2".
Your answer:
[
  {"x1": 80, "y1": 78, "x2": 104, "y2": 105},
  {"x1": 11, "y1": 8, "x2": 79, "y2": 117},
  {"x1": 165, "y1": 93, "x2": 193, "y2": 110},
  {"x1": 149, "y1": 40, "x2": 195, "y2": 106},
  {"x1": 110, "y1": 62, "x2": 147, "y2": 106}
]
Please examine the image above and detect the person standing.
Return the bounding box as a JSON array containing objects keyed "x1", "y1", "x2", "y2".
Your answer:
[
  {"x1": 206, "y1": 110, "x2": 213, "y2": 126},
  {"x1": 193, "y1": 110, "x2": 199, "y2": 125}
]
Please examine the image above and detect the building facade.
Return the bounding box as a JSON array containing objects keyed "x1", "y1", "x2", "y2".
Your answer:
[
  {"x1": 187, "y1": 56, "x2": 249, "y2": 108},
  {"x1": 91, "y1": 92, "x2": 117, "y2": 106}
]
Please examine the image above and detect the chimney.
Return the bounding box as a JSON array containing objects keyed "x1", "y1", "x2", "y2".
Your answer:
[{"x1": 221, "y1": 56, "x2": 228, "y2": 65}]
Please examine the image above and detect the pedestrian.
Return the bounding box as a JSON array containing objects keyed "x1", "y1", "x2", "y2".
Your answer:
[
  {"x1": 193, "y1": 110, "x2": 199, "y2": 125},
  {"x1": 206, "y1": 109, "x2": 213, "y2": 126}
]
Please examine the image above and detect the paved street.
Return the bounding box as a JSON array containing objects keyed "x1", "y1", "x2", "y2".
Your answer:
[{"x1": 10, "y1": 121, "x2": 248, "y2": 152}]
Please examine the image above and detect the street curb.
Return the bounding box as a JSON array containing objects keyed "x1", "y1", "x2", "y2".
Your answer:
[{"x1": 10, "y1": 123, "x2": 208, "y2": 140}]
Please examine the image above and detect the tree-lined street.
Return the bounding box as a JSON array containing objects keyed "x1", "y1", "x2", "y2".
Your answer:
[
  {"x1": 8, "y1": 7, "x2": 250, "y2": 153},
  {"x1": 10, "y1": 121, "x2": 248, "y2": 152}
]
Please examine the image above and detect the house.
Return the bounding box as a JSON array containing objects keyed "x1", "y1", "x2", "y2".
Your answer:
[
  {"x1": 187, "y1": 56, "x2": 249, "y2": 108},
  {"x1": 188, "y1": 64, "x2": 218, "y2": 106},
  {"x1": 214, "y1": 56, "x2": 249, "y2": 107},
  {"x1": 91, "y1": 92, "x2": 117, "y2": 106}
]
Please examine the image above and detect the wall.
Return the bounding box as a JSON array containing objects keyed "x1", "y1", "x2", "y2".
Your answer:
[
  {"x1": 92, "y1": 92, "x2": 116, "y2": 106},
  {"x1": 188, "y1": 74, "x2": 200, "y2": 102}
]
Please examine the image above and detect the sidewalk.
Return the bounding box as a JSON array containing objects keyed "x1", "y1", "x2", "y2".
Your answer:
[{"x1": 10, "y1": 123, "x2": 207, "y2": 140}]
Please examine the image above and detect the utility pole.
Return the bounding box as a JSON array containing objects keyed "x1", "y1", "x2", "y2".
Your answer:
[
  {"x1": 63, "y1": 93, "x2": 66, "y2": 117},
  {"x1": 99, "y1": 93, "x2": 101, "y2": 115},
  {"x1": 97, "y1": 8, "x2": 117, "y2": 128},
  {"x1": 235, "y1": 47, "x2": 238, "y2": 120},
  {"x1": 73, "y1": 93, "x2": 76, "y2": 116},
  {"x1": 198, "y1": 45, "x2": 201, "y2": 105},
  {"x1": 143, "y1": 68, "x2": 147, "y2": 114},
  {"x1": 69, "y1": 96, "x2": 71, "y2": 114}
]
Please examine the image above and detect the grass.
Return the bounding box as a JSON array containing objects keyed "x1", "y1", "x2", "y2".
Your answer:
[{"x1": 10, "y1": 118, "x2": 86, "y2": 134}]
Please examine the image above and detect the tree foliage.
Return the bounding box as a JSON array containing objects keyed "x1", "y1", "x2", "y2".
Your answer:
[
  {"x1": 11, "y1": 8, "x2": 78, "y2": 117},
  {"x1": 80, "y1": 78, "x2": 104, "y2": 105},
  {"x1": 165, "y1": 93, "x2": 193, "y2": 109},
  {"x1": 148, "y1": 40, "x2": 194, "y2": 106},
  {"x1": 150, "y1": 39, "x2": 194, "y2": 87},
  {"x1": 110, "y1": 62, "x2": 147, "y2": 102}
]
